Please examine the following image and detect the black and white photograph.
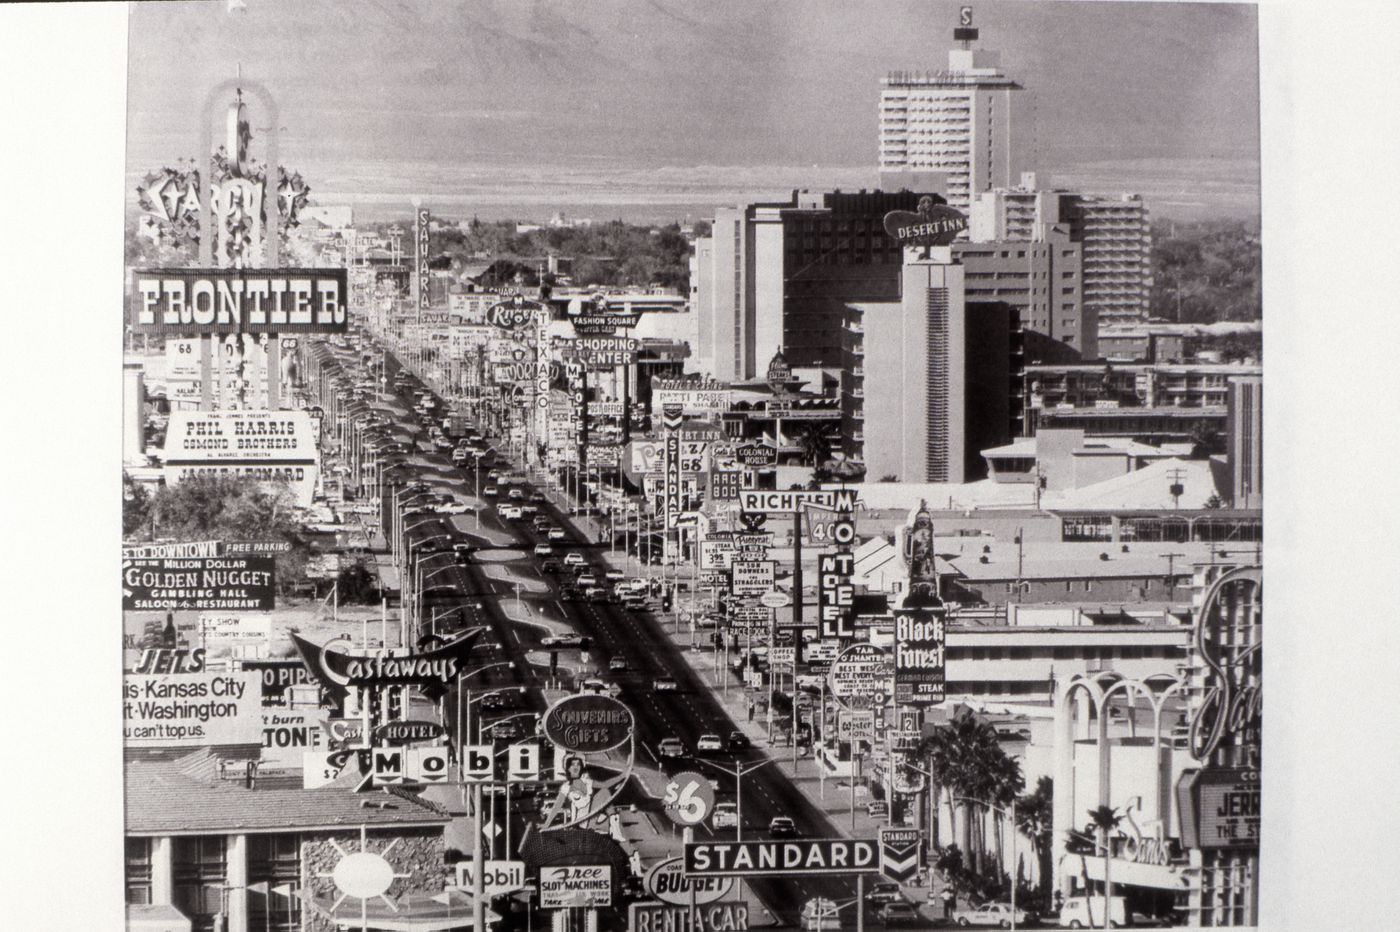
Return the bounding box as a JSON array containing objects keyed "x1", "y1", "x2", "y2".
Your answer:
[{"x1": 2, "y1": 1, "x2": 1396, "y2": 931}]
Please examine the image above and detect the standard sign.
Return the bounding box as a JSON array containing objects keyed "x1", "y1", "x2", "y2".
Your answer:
[
  {"x1": 130, "y1": 268, "x2": 349, "y2": 334},
  {"x1": 539, "y1": 865, "x2": 611, "y2": 908},
  {"x1": 630, "y1": 902, "x2": 749, "y2": 932},
  {"x1": 684, "y1": 840, "x2": 879, "y2": 877}
]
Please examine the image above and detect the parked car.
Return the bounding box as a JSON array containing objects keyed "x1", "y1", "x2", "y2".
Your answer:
[
  {"x1": 768, "y1": 816, "x2": 799, "y2": 838},
  {"x1": 696, "y1": 734, "x2": 724, "y2": 753},
  {"x1": 867, "y1": 882, "x2": 904, "y2": 905},
  {"x1": 877, "y1": 902, "x2": 923, "y2": 927},
  {"x1": 1057, "y1": 896, "x2": 1124, "y2": 929},
  {"x1": 727, "y1": 731, "x2": 751, "y2": 751},
  {"x1": 657, "y1": 738, "x2": 685, "y2": 758},
  {"x1": 711, "y1": 802, "x2": 738, "y2": 829},
  {"x1": 952, "y1": 902, "x2": 1032, "y2": 928},
  {"x1": 481, "y1": 486, "x2": 498, "y2": 498}
]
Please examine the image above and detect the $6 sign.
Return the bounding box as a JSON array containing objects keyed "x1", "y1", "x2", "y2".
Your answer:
[{"x1": 662, "y1": 770, "x2": 715, "y2": 826}]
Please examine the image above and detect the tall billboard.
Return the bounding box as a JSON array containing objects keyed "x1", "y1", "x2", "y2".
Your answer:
[{"x1": 129, "y1": 269, "x2": 348, "y2": 334}]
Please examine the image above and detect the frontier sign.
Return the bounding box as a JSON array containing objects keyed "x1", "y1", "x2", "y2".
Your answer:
[
  {"x1": 683, "y1": 840, "x2": 879, "y2": 877},
  {"x1": 130, "y1": 268, "x2": 349, "y2": 334}
]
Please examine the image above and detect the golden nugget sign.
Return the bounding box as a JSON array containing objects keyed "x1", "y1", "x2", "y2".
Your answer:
[{"x1": 130, "y1": 268, "x2": 348, "y2": 334}]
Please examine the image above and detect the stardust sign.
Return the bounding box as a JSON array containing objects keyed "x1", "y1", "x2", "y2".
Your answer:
[
  {"x1": 130, "y1": 269, "x2": 348, "y2": 334},
  {"x1": 683, "y1": 840, "x2": 879, "y2": 877},
  {"x1": 123, "y1": 556, "x2": 276, "y2": 611}
]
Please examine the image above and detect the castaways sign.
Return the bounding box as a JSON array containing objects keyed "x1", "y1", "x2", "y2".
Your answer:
[
  {"x1": 882, "y1": 198, "x2": 967, "y2": 248},
  {"x1": 130, "y1": 268, "x2": 349, "y2": 334},
  {"x1": 543, "y1": 693, "x2": 634, "y2": 753},
  {"x1": 290, "y1": 629, "x2": 486, "y2": 696}
]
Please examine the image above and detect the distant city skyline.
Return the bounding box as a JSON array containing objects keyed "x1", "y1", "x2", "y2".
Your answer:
[{"x1": 125, "y1": 0, "x2": 1261, "y2": 222}]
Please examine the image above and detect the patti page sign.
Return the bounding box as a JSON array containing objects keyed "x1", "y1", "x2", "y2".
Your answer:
[
  {"x1": 123, "y1": 671, "x2": 262, "y2": 747},
  {"x1": 540, "y1": 865, "x2": 612, "y2": 908}
]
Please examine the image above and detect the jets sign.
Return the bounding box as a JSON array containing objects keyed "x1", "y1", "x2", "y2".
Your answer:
[{"x1": 683, "y1": 840, "x2": 879, "y2": 877}]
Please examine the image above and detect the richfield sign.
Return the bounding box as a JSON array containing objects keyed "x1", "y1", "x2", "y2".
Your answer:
[{"x1": 130, "y1": 268, "x2": 348, "y2": 334}]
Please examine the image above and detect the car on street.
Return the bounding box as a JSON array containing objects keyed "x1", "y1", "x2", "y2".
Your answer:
[
  {"x1": 541, "y1": 635, "x2": 590, "y2": 649},
  {"x1": 540, "y1": 559, "x2": 561, "y2": 574},
  {"x1": 866, "y1": 800, "x2": 889, "y2": 819},
  {"x1": 501, "y1": 505, "x2": 524, "y2": 520},
  {"x1": 533, "y1": 544, "x2": 553, "y2": 558},
  {"x1": 876, "y1": 902, "x2": 923, "y2": 927},
  {"x1": 951, "y1": 902, "x2": 1032, "y2": 928},
  {"x1": 867, "y1": 882, "x2": 904, "y2": 905},
  {"x1": 696, "y1": 734, "x2": 723, "y2": 753},
  {"x1": 433, "y1": 436, "x2": 454, "y2": 450},
  {"x1": 435, "y1": 502, "x2": 471, "y2": 515},
  {"x1": 482, "y1": 486, "x2": 498, "y2": 498},
  {"x1": 768, "y1": 816, "x2": 799, "y2": 838},
  {"x1": 532, "y1": 515, "x2": 552, "y2": 530},
  {"x1": 507, "y1": 488, "x2": 524, "y2": 501},
  {"x1": 726, "y1": 731, "x2": 751, "y2": 751},
  {"x1": 657, "y1": 738, "x2": 685, "y2": 758},
  {"x1": 604, "y1": 569, "x2": 626, "y2": 583},
  {"x1": 607, "y1": 656, "x2": 628, "y2": 673},
  {"x1": 586, "y1": 587, "x2": 612, "y2": 604},
  {"x1": 529, "y1": 490, "x2": 547, "y2": 503},
  {"x1": 482, "y1": 719, "x2": 523, "y2": 740},
  {"x1": 559, "y1": 586, "x2": 581, "y2": 602},
  {"x1": 578, "y1": 678, "x2": 609, "y2": 696},
  {"x1": 653, "y1": 676, "x2": 679, "y2": 692},
  {"x1": 563, "y1": 552, "x2": 585, "y2": 567},
  {"x1": 711, "y1": 802, "x2": 738, "y2": 829},
  {"x1": 576, "y1": 573, "x2": 598, "y2": 588},
  {"x1": 549, "y1": 528, "x2": 569, "y2": 542},
  {"x1": 800, "y1": 899, "x2": 842, "y2": 932}
]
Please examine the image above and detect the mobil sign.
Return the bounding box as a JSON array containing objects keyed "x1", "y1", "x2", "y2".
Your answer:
[{"x1": 454, "y1": 860, "x2": 527, "y2": 896}]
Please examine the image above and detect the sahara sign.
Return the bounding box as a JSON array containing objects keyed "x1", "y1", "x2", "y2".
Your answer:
[
  {"x1": 130, "y1": 268, "x2": 349, "y2": 334},
  {"x1": 881, "y1": 198, "x2": 967, "y2": 248},
  {"x1": 542, "y1": 694, "x2": 634, "y2": 753}
]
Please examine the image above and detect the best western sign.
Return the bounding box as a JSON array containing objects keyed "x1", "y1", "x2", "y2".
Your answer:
[
  {"x1": 683, "y1": 840, "x2": 879, "y2": 877},
  {"x1": 130, "y1": 269, "x2": 348, "y2": 334}
]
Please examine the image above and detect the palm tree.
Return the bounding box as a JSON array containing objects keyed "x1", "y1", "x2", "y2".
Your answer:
[
  {"x1": 1086, "y1": 805, "x2": 1123, "y2": 929},
  {"x1": 918, "y1": 710, "x2": 1017, "y2": 879},
  {"x1": 1015, "y1": 777, "x2": 1054, "y2": 909}
]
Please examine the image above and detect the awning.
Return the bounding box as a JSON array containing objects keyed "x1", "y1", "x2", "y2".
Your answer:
[
  {"x1": 323, "y1": 892, "x2": 503, "y2": 931},
  {"x1": 1081, "y1": 854, "x2": 1190, "y2": 891},
  {"x1": 126, "y1": 904, "x2": 193, "y2": 932}
]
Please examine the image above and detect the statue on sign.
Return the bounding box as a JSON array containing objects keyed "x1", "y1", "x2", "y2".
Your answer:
[{"x1": 902, "y1": 499, "x2": 940, "y2": 608}]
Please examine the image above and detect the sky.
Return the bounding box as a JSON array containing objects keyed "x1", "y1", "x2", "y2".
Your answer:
[{"x1": 125, "y1": 0, "x2": 1261, "y2": 221}]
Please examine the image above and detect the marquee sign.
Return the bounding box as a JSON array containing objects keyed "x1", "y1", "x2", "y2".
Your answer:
[
  {"x1": 130, "y1": 269, "x2": 349, "y2": 334},
  {"x1": 828, "y1": 643, "x2": 893, "y2": 709},
  {"x1": 1176, "y1": 768, "x2": 1260, "y2": 850},
  {"x1": 683, "y1": 840, "x2": 879, "y2": 877}
]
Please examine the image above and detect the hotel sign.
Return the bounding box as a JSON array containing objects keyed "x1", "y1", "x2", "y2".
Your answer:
[
  {"x1": 1176, "y1": 768, "x2": 1260, "y2": 850},
  {"x1": 130, "y1": 268, "x2": 348, "y2": 334},
  {"x1": 882, "y1": 199, "x2": 967, "y2": 248}
]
